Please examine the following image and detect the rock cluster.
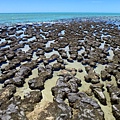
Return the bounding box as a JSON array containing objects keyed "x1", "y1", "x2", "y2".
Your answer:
[{"x1": 0, "y1": 20, "x2": 120, "y2": 119}]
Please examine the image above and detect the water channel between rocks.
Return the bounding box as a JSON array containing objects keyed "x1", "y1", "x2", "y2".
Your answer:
[
  {"x1": 0, "y1": 22, "x2": 119, "y2": 120},
  {"x1": 13, "y1": 58, "x2": 117, "y2": 120},
  {"x1": 0, "y1": 42, "x2": 117, "y2": 120}
]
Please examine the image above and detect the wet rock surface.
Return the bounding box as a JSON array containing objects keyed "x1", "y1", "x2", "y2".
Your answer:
[
  {"x1": 0, "y1": 20, "x2": 120, "y2": 120},
  {"x1": 38, "y1": 75, "x2": 104, "y2": 120},
  {"x1": 0, "y1": 85, "x2": 27, "y2": 120},
  {"x1": 69, "y1": 92, "x2": 105, "y2": 120},
  {"x1": 85, "y1": 69, "x2": 100, "y2": 84},
  {"x1": 112, "y1": 104, "x2": 120, "y2": 120},
  {"x1": 21, "y1": 90, "x2": 42, "y2": 112},
  {"x1": 106, "y1": 84, "x2": 120, "y2": 105}
]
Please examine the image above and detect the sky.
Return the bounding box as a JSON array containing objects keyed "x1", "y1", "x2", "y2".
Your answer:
[{"x1": 0, "y1": 0, "x2": 120, "y2": 13}]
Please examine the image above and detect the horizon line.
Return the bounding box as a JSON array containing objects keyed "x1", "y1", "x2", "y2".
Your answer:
[{"x1": 0, "y1": 12, "x2": 120, "y2": 14}]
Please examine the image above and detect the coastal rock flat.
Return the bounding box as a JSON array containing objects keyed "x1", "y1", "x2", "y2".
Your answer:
[{"x1": 0, "y1": 20, "x2": 120, "y2": 120}]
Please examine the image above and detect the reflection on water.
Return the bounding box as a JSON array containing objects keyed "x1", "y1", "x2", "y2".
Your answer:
[
  {"x1": 32, "y1": 52, "x2": 38, "y2": 60},
  {"x1": 21, "y1": 44, "x2": 30, "y2": 52},
  {"x1": 0, "y1": 39, "x2": 6, "y2": 44},
  {"x1": 107, "y1": 49, "x2": 114, "y2": 60},
  {"x1": 46, "y1": 40, "x2": 54, "y2": 48},
  {"x1": 99, "y1": 42, "x2": 105, "y2": 49},
  {"x1": 78, "y1": 46, "x2": 85, "y2": 55},
  {"x1": 28, "y1": 36, "x2": 36, "y2": 42},
  {"x1": 58, "y1": 30, "x2": 65, "y2": 36},
  {"x1": 45, "y1": 50, "x2": 59, "y2": 58}
]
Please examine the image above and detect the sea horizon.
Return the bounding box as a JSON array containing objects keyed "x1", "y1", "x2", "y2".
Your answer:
[
  {"x1": 0, "y1": 12, "x2": 120, "y2": 26},
  {"x1": 0, "y1": 12, "x2": 120, "y2": 13}
]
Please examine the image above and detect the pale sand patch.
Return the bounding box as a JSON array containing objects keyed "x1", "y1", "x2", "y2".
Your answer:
[
  {"x1": 27, "y1": 101, "x2": 51, "y2": 120},
  {"x1": 27, "y1": 71, "x2": 59, "y2": 120}
]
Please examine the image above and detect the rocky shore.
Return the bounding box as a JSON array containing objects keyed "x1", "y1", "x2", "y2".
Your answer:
[{"x1": 0, "y1": 20, "x2": 120, "y2": 120}]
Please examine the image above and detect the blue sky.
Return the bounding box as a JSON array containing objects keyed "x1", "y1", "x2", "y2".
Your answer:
[{"x1": 0, "y1": 0, "x2": 120, "y2": 13}]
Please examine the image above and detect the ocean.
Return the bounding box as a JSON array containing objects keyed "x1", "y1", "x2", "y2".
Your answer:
[{"x1": 0, "y1": 12, "x2": 120, "y2": 26}]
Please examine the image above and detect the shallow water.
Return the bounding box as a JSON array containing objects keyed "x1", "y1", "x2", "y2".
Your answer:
[
  {"x1": 28, "y1": 36, "x2": 36, "y2": 42},
  {"x1": 20, "y1": 44, "x2": 30, "y2": 52},
  {"x1": 94, "y1": 64, "x2": 106, "y2": 74},
  {"x1": 39, "y1": 71, "x2": 59, "y2": 104},
  {"x1": 94, "y1": 64, "x2": 116, "y2": 120},
  {"x1": 107, "y1": 49, "x2": 114, "y2": 60},
  {"x1": 32, "y1": 52, "x2": 38, "y2": 60},
  {"x1": 46, "y1": 40, "x2": 55, "y2": 48},
  {"x1": 0, "y1": 39, "x2": 6, "y2": 44},
  {"x1": 99, "y1": 42, "x2": 105, "y2": 49},
  {"x1": 78, "y1": 46, "x2": 85, "y2": 55},
  {"x1": 0, "y1": 83, "x2": 3, "y2": 89},
  {"x1": 45, "y1": 50, "x2": 59, "y2": 58}
]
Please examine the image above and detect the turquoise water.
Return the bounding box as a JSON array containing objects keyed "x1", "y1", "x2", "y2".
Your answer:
[{"x1": 0, "y1": 12, "x2": 120, "y2": 26}]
